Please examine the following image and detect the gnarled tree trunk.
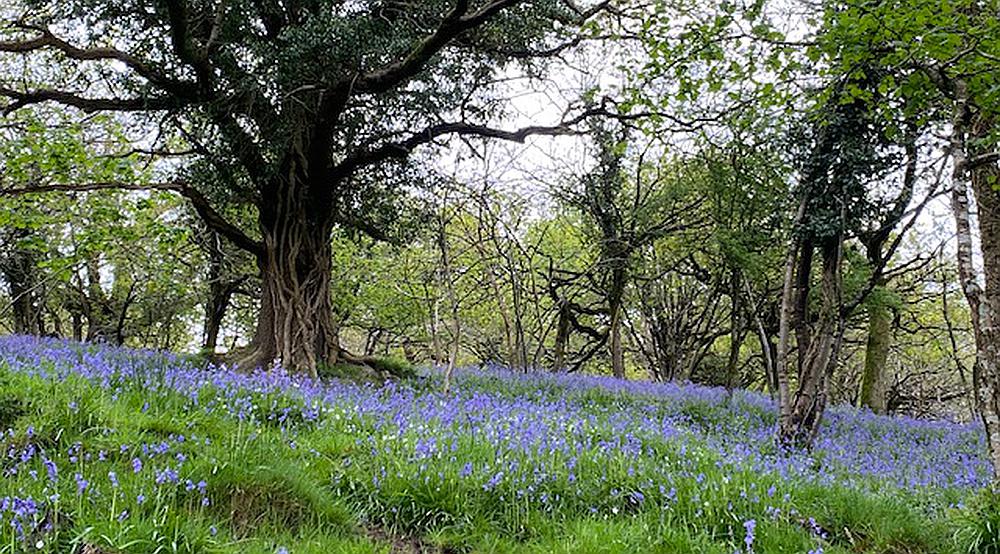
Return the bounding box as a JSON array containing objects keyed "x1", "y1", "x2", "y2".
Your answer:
[{"x1": 238, "y1": 177, "x2": 339, "y2": 378}]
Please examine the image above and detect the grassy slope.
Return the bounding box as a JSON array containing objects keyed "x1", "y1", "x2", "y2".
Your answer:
[{"x1": 0, "y1": 340, "x2": 994, "y2": 554}]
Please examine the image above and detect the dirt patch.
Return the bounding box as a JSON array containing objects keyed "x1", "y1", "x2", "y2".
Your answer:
[{"x1": 365, "y1": 526, "x2": 459, "y2": 554}]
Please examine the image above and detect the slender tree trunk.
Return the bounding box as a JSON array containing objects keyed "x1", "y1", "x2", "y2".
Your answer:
[
  {"x1": 777, "y1": 197, "x2": 809, "y2": 431},
  {"x1": 779, "y1": 237, "x2": 843, "y2": 448},
  {"x1": 71, "y1": 313, "x2": 83, "y2": 341},
  {"x1": 608, "y1": 266, "x2": 627, "y2": 379},
  {"x1": 859, "y1": 283, "x2": 891, "y2": 414},
  {"x1": 470, "y1": 205, "x2": 515, "y2": 365},
  {"x1": 941, "y1": 268, "x2": 976, "y2": 420},
  {"x1": 609, "y1": 305, "x2": 624, "y2": 379},
  {"x1": 793, "y1": 239, "x2": 814, "y2": 373},
  {"x1": 501, "y1": 245, "x2": 528, "y2": 370},
  {"x1": 744, "y1": 279, "x2": 778, "y2": 396},
  {"x1": 113, "y1": 279, "x2": 137, "y2": 346},
  {"x1": 203, "y1": 293, "x2": 228, "y2": 354},
  {"x1": 725, "y1": 269, "x2": 744, "y2": 392},
  {"x1": 490, "y1": 270, "x2": 516, "y2": 367},
  {"x1": 429, "y1": 289, "x2": 444, "y2": 365},
  {"x1": 437, "y1": 216, "x2": 461, "y2": 393},
  {"x1": 202, "y1": 236, "x2": 237, "y2": 355},
  {"x1": 552, "y1": 299, "x2": 571, "y2": 371}
]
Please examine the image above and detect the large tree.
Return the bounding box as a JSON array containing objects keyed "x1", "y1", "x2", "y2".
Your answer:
[{"x1": 0, "y1": 0, "x2": 617, "y2": 375}]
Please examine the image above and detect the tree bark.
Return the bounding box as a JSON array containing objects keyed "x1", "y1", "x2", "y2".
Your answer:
[
  {"x1": 856, "y1": 124, "x2": 917, "y2": 415},
  {"x1": 744, "y1": 278, "x2": 778, "y2": 396},
  {"x1": 509, "y1": 256, "x2": 529, "y2": 371},
  {"x1": 1, "y1": 228, "x2": 45, "y2": 336},
  {"x1": 793, "y1": 238, "x2": 814, "y2": 374},
  {"x1": 859, "y1": 284, "x2": 891, "y2": 414},
  {"x1": 236, "y1": 177, "x2": 339, "y2": 378},
  {"x1": 962, "y1": 102, "x2": 1000, "y2": 481},
  {"x1": 941, "y1": 266, "x2": 976, "y2": 421},
  {"x1": 609, "y1": 305, "x2": 624, "y2": 379},
  {"x1": 608, "y1": 265, "x2": 628, "y2": 379},
  {"x1": 552, "y1": 299, "x2": 571, "y2": 371},
  {"x1": 777, "y1": 196, "x2": 809, "y2": 432},
  {"x1": 202, "y1": 241, "x2": 238, "y2": 355},
  {"x1": 436, "y1": 215, "x2": 461, "y2": 393},
  {"x1": 428, "y1": 289, "x2": 444, "y2": 365},
  {"x1": 779, "y1": 237, "x2": 843, "y2": 448},
  {"x1": 724, "y1": 269, "x2": 744, "y2": 392}
]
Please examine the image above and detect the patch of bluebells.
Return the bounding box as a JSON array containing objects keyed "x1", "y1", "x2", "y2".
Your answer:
[
  {"x1": 743, "y1": 518, "x2": 756, "y2": 552},
  {"x1": 0, "y1": 497, "x2": 42, "y2": 542},
  {"x1": 0, "y1": 335, "x2": 992, "y2": 551}
]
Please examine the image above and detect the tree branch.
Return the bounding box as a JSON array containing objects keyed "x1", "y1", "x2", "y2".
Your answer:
[
  {"x1": 0, "y1": 24, "x2": 200, "y2": 97},
  {"x1": 354, "y1": 0, "x2": 518, "y2": 95},
  {"x1": 970, "y1": 151, "x2": 1000, "y2": 169},
  {"x1": 162, "y1": 0, "x2": 214, "y2": 85},
  {"x1": 329, "y1": 104, "x2": 620, "y2": 181},
  {"x1": 0, "y1": 86, "x2": 186, "y2": 115}
]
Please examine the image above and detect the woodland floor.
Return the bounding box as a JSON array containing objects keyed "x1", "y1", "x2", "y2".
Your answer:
[{"x1": 0, "y1": 335, "x2": 997, "y2": 553}]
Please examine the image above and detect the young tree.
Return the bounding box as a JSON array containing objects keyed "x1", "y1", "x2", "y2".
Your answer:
[{"x1": 555, "y1": 122, "x2": 701, "y2": 378}]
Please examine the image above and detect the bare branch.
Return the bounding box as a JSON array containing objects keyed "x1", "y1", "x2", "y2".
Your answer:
[
  {"x1": 970, "y1": 151, "x2": 1000, "y2": 169},
  {"x1": 354, "y1": 0, "x2": 518, "y2": 95}
]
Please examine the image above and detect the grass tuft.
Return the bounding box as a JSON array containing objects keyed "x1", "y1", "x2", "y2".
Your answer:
[{"x1": 953, "y1": 488, "x2": 1000, "y2": 554}]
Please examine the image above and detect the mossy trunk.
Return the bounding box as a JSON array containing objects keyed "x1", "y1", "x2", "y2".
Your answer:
[{"x1": 859, "y1": 289, "x2": 891, "y2": 414}]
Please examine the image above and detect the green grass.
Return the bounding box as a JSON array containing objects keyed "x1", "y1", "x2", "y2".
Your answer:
[
  {"x1": 317, "y1": 356, "x2": 418, "y2": 383},
  {"x1": 0, "y1": 358, "x2": 995, "y2": 553}
]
